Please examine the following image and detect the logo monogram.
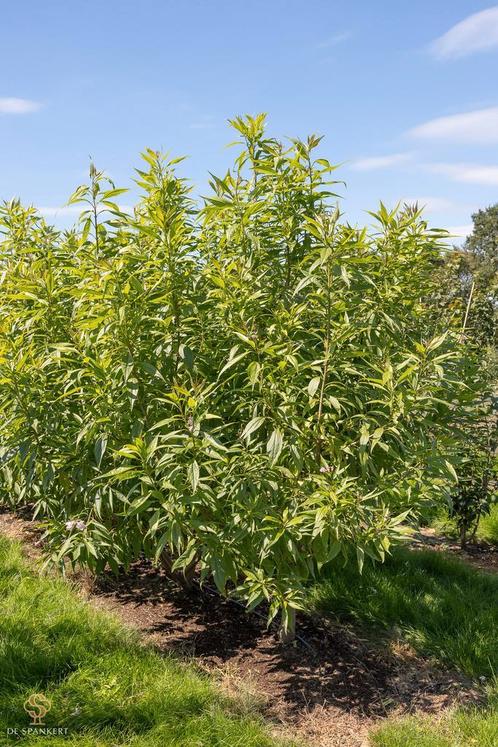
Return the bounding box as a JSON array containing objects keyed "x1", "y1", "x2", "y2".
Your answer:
[{"x1": 23, "y1": 694, "x2": 51, "y2": 726}]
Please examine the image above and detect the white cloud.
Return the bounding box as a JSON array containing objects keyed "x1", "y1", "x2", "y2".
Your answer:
[
  {"x1": 0, "y1": 97, "x2": 42, "y2": 114},
  {"x1": 401, "y1": 196, "x2": 455, "y2": 213},
  {"x1": 317, "y1": 31, "x2": 352, "y2": 49},
  {"x1": 446, "y1": 224, "x2": 473, "y2": 238},
  {"x1": 408, "y1": 107, "x2": 498, "y2": 144},
  {"x1": 189, "y1": 115, "x2": 215, "y2": 130},
  {"x1": 427, "y1": 162, "x2": 498, "y2": 185},
  {"x1": 189, "y1": 122, "x2": 214, "y2": 130},
  {"x1": 350, "y1": 153, "x2": 412, "y2": 171},
  {"x1": 37, "y1": 206, "x2": 82, "y2": 217},
  {"x1": 431, "y1": 6, "x2": 498, "y2": 59},
  {"x1": 38, "y1": 204, "x2": 133, "y2": 217}
]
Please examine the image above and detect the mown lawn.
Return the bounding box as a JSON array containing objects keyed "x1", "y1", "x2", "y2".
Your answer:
[
  {"x1": 0, "y1": 537, "x2": 287, "y2": 747},
  {"x1": 369, "y1": 699, "x2": 498, "y2": 747},
  {"x1": 309, "y1": 546, "x2": 498, "y2": 678},
  {"x1": 309, "y1": 547, "x2": 498, "y2": 747}
]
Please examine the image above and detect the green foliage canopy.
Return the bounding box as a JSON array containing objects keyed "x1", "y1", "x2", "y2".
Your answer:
[{"x1": 0, "y1": 115, "x2": 476, "y2": 635}]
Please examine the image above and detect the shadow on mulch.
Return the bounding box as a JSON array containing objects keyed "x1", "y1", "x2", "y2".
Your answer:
[
  {"x1": 93, "y1": 559, "x2": 481, "y2": 725},
  {"x1": 412, "y1": 529, "x2": 498, "y2": 574}
]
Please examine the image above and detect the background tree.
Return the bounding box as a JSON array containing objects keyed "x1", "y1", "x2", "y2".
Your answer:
[{"x1": 432, "y1": 204, "x2": 498, "y2": 545}]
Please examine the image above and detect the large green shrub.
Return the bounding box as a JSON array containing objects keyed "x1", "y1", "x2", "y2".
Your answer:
[{"x1": 0, "y1": 115, "x2": 476, "y2": 637}]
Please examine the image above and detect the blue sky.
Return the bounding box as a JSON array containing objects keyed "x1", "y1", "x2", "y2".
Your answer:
[{"x1": 1, "y1": 0, "x2": 498, "y2": 239}]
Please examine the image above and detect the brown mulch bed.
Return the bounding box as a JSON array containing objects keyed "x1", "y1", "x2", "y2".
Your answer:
[
  {"x1": 88, "y1": 559, "x2": 482, "y2": 747},
  {"x1": 0, "y1": 506, "x2": 488, "y2": 747},
  {"x1": 412, "y1": 527, "x2": 498, "y2": 574},
  {"x1": 0, "y1": 506, "x2": 42, "y2": 557}
]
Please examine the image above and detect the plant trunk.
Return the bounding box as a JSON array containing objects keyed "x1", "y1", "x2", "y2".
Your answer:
[
  {"x1": 160, "y1": 550, "x2": 197, "y2": 591},
  {"x1": 459, "y1": 525, "x2": 467, "y2": 550},
  {"x1": 469, "y1": 520, "x2": 479, "y2": 545},
  {"x1": 278, "y1": 607, "x2": 296, "y2": 644}
]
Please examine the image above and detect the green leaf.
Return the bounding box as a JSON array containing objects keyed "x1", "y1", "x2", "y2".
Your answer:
[
  {"x1": 247, "y1": 361, "x2": 260, "y2": 385},
  {"x1": 444, "y1": 459, "x2": 458, "y2": 483},
  {"x1": 241, "y1": 416, "x2": 265, "y2": 441},
  {"x1": 356, "y1": 546, "x2": 365, "y2": 574},
  {"x1": 188, "y1": 461, "x2": 200, "y2": 492},
  {"x1": 267, "y1": 429, "x2": 283, "y2": 464},
  {"x1": 330, "y1": 396, "x2": 341, "y2": 413},
  {"x1": 218, "y1": 351, "x2": 249, "y2": 376},
  {"x1": 94, "y1": 435, "x2": 108, "y2": 468},
  {"x1": 307, "y1": 376, "x2": 320, "y2": 398}
]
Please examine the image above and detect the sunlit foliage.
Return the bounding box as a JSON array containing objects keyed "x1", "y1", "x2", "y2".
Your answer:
[{"x1": 0, "y1": 115, "x2": 477, "y2": 637}]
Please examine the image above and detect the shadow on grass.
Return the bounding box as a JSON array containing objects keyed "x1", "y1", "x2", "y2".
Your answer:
[
  {"x1": 309, "y1": 546, "x2": 498, "y2": 680},
  {"x1": 0, "y1": 537, "x2": 281, "y2": 747}
]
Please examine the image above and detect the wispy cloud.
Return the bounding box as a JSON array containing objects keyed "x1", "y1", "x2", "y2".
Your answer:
[
  {"x1": 408, "y1": 107, "x2": 498, "y2": 144},
  {"x1": 189, "y1": 115, "x2": 215, "y2": 130},
  {"x1": 189, "y1": 122, "x2": 214, "y2": 130},
  {"x1": 316, "y1": 31, "x2": 352, "y2": 49},
  {"x1": 426, "y1": 162, "x2": 498, "y2": 186},
  {"x1": 401, "y1": 196, "x2": 456, "y2": 213},
  {"x1": 37, "y1": 206, "x2": 82, "y2": 217},
  {"x1": 0, "y1": 97, "x2": 42, "y2": 114},
  {"x1": 431, "y1": 6, "x2": 498, "y2": 59},
  {"x1": 446, "y1": 224, "x2": 473, "y2": 238},
  {"x1": 350, "y1": 153, "x2": 412, "y2": 171}
]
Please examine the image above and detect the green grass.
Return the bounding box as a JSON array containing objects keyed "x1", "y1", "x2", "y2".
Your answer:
[
  {"x1": 478, "y1": 504, "x2": 498, "y2": 544},
  {"x1": 430, "y1": 503, "x2": 498, "y2": 545},
  {"x1": 370, "y1": 698, "x2": 498, "y2": 747},
  {"x1": 2, "y1": 535, "x2": 497, "y2": 747},
  {"x1": 309, "y1": 546, "x2": 498, "y2": 679},
  {"x1": 310, "y1": 547, "x2": 498, "y2": 747},
  {"x1": 0, "y1": 537, "x2": 288, "y2": 747}
]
